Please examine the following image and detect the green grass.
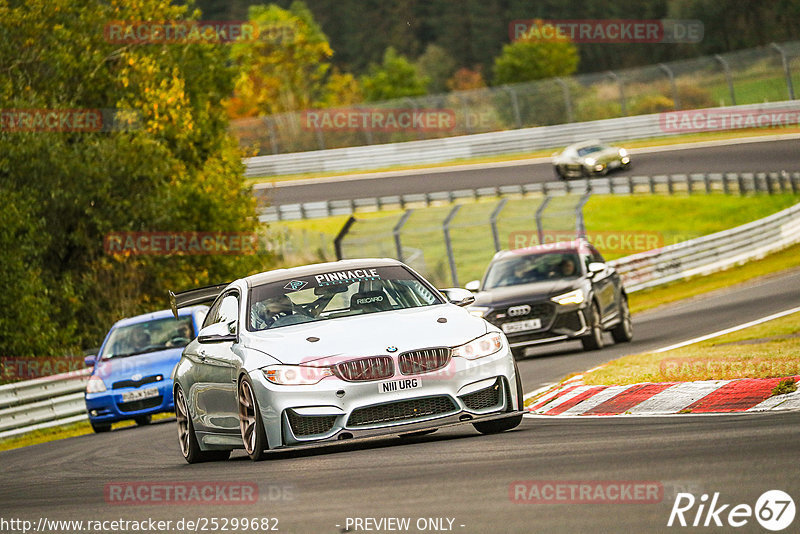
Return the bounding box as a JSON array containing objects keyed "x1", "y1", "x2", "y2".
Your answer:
[
  {"x1": 580, "y1": 312, "x2": 800, "y2": 386},
  {"x1": 277, "y1": 193, "x2": 800, "y2": 288},
  {"x1": 0, "y1": 412, "x2": 174, "y2": 453}
]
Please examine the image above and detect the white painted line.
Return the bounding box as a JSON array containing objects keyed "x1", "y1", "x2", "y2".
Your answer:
[
  {"x1": 558, "y1": 385, "x2": 632, "y2": 415},
  {"x1": 650, "y1": 306, "x2": 800, "y2": 354},
  {"x1": 626, "y1": 380, "x2": 730, "y2": 414}
]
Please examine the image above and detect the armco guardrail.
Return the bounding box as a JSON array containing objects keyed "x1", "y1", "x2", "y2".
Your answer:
[
  {"x1": 611, "y1": 201, "x2": 800, "y2": 292},
  {"x1": 259, "y1": 170, "x2": 800, "y2": 222},
  {"x1": 244, "y1": 100, "x2": 800, "y2": 178},
  {"x1": 0, "y1": 369, "x2": 90, "y2": 439},
  {"x1": 3, "y1": 200, "x2": 800, "y2": 439}
]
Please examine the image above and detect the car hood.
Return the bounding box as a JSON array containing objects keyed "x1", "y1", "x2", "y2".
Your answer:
[
  {"x1": 92, "y1": 348, "x2": 183, "y2": 384},
  {"x1": 240, "y1": 304, "x2": 488, "y2": 366},
  {"x1": 472, "y1": 279, "x2": 581, "y2": 307}
]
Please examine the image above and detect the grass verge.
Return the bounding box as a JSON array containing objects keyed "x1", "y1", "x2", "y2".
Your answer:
[
  {"x1": 0, "y1": 412, "x2": 174, "y2": 453},
  {"x1": 581, "y1": 311, "x2": 800, "y2": 386}
]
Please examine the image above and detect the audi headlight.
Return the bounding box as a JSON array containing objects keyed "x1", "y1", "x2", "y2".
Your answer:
[
  {"x1": 551, "y1": 288, "x2": 585, "y2": 305},
  {"x1": 467, "y1": 306, "x2": 490, "y2": 318},
  {"x1": 262, "y1": 365, "x2": 333, "y2": 385},
  {"x1": 618, "y1": 148, "x2": 628, "y2": 157},
  {"x1": 86, "y1": 375, "x2": 107, "y2": 393},
  {"x1": 584, "y1": 157, "x2": 596, "y2": 166},
  {"x1": 452, "y1": 332, "x2": 503, "y2": 360}
]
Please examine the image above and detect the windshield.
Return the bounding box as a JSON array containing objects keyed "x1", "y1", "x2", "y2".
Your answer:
[
  {"x1": 577, "y1": 145, "x2": 605, "y2": 157},
  {"x1": 483, "y1": 252, "x2": 582, "y2": 289},
  {"x1": 100, "y1": 316, "x2": 195, "y2": 359},
  {"x1": 248, "y1": 265, "x2": 443, "y2": 331}
]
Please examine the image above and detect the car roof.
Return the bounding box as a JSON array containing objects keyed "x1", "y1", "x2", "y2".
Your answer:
[
  {"x1": 243, "y1": 258, "x2": 405, "y2": 287},
  {"x1": 566, "y1": 139, "x2": 605, "y2": 149},
  {"x1": 113, "y1": 305, "x2": 206, "y2": 328},
  {"x1": 493, "y1": 240, "x2": 593, "y2": 259}
]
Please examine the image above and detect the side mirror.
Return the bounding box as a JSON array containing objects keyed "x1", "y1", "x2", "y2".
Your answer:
[
  {"x1": 464, "y1": 280, "x2": 481, "y2": 292},
  {"x1": 84, "y1": 354, "x2": 97, "y2": 367},
  {"x1": 441, "y1": 288, "x2": 476, "y2": 307},
  {"x1": 198, "y1": 321, "x2": 237, "y2": 344},
  {"x1": 587, "y1": 262, "x2": 606, "y2": 276}
]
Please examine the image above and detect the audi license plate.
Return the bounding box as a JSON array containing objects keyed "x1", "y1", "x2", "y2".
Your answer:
[
  {"x1": 121, "y1": 387, "x2": 159, "y2": 402},
  {"x1": 502, "y1": 318, "x2": 542, "y2": 334},
  {"x1": 378, "y1": 378, "x2": 421, "y2": 394}
]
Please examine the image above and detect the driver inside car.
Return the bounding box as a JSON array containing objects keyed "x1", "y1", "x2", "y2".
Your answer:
[{"x1": 251, "y1": 294, "x2": 295, "y2": 330}]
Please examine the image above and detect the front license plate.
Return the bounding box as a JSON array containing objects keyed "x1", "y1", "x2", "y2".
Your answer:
[
  {"x1": 502, "y1": 318, "x2": 542, "y2": 334},
  {"x1": 608, "y1": 160, "x2": 621, "y2": 168},
  {"x1": 121, "y1": 387, "x2": 159, "y2": 402},
  {"x1": 378, "y1": 378, "x2": 422, "y2": 394}
]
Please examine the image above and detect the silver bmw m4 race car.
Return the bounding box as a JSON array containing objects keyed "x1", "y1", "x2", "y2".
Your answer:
[{"x1": 169, "y1": 258, "x2": 524, "y2": 462}]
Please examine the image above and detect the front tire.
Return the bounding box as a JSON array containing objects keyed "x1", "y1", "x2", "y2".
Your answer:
[
  {"x1": 238, "y1": 375, "x2": 269, "y2": 461},
  {"x1": 90, "y1": 422, "x2": 111, "y2": 433},
  {"x1": 175, "y1": 385, "x2": 231, "y2": 463},
  {"x1": 611, "y1": 296, "x2": 633, "y2": 343},
  {"x1": 581, "y1": 301, "x2": 605, "y2": 351},
  {"x1": 134, "y1": 414, "x2": 151, "y2": 426}
]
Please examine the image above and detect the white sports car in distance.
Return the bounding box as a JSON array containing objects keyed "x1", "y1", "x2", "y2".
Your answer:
[
  {"x1": 553, "y1": 139, "x2": 631, "y2": 179},
  {"x1": 170, "y1": 258, "x2": 524, "y2": 462}
]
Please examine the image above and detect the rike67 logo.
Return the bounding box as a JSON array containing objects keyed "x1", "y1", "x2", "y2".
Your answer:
[{"x1": 668, "y1": 490, "x2": 795, "y2": 531}]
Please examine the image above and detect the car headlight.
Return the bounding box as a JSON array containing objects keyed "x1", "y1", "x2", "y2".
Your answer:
[
  {"x1": 262, "y1": 365, "x2": 333, "y2": 385},
  {"x1": 467, "y1": 306, "x2": 490, "y2": 318},
  {"x1": 618, "y1": 148, "x2": 628, "y2": 157},
  {"x1": 584, "y1": 157, "x2": 596, "y2": 166},
  {"x1": 452, "y1": 332, "x2": 503, "y2": 360},
  {"x1": 86, "y1": 375, "x2": 107, "y2": 393},
  {"x1": 551, "y1": 289, "x2": 585, "y2": 305}
]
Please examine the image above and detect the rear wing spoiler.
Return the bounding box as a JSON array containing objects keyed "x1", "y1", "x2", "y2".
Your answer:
[{"x1": 169, "y1": 282, "x2": 230, "y2": 319}]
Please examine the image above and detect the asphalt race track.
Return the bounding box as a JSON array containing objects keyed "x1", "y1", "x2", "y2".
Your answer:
[
  {"x1": 260, "y1": 137, "x2": 800, "y2": 205},
  {"x1": 2, "y1": 269, "x2": 799, "y2": 533}
]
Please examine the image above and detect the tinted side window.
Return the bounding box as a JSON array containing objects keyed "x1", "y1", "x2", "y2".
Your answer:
[
  {"x1": 218, "y1": 294, "x2": 239, "y2": 326},
  {"x1": 203, "y1": 298, "x2": 222, "y2": 329}
]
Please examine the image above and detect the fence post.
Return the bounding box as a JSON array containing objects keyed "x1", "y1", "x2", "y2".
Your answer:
[
  {"x1": 393, "y1": 210, "x2": 414, "y2": 262},
  {"x1": 535, "y1": 195, "x2": 551, "y2": 243},
  {"x1": 770, "y1": 43, "x2": 796, "y2": 100},
  {"x1": 264, "y1": 117, "x2": 279, "y2": 154},
  {"x1": 606, "y1": 71, "x2": 627, "y2": 116},
  {"x1": 334, "y1": 216, "x2": 357, "y2": 260},
  {"x1": 658, "y1": 63, "x2": 681, "y2": 110},
  {"x1": 489, "y1": 198, "x2": 508, "y2": 252},
  {"x1": 443, "y1": 205, "x2": 462, "y2": 287},
  {"x1": 555, "y1": 78, "x2": 574, "y2": 122},
  {"x1": 504, "y1": 85, "x2": 523, "y2": 128},
  {"x1": 714, "y1": 54, "x2": 736, "y2": 106},
  {"x1": 575, "y1": 190, "x2": 592, "y2": 238}
]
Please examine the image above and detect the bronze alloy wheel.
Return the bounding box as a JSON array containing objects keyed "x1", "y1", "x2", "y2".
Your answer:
[{"x1": 238, "y1": 376, "x2": 268, "y2": 460}]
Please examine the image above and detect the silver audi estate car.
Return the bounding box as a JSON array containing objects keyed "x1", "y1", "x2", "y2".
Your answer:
[{"x1": 169, "y1": 258, "x2": 524, "y2": 462}]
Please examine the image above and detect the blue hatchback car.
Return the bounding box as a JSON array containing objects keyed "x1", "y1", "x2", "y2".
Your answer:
[{"x1": 84, "y1": 306, "x2": 208, "y2": 433}]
